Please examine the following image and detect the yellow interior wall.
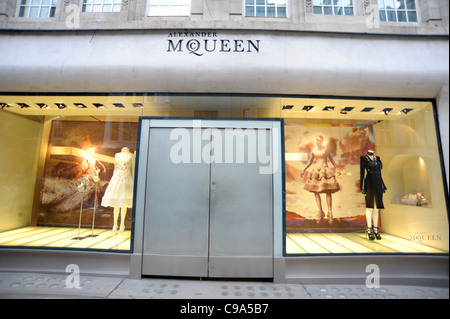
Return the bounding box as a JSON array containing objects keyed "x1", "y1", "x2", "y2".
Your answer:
[{"x1": 0, "y1": 112, "x2": 42, "y2": 232}]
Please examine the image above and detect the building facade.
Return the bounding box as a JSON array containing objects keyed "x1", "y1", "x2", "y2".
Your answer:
[{"x1": 0, "y1": 0, "x2": 448, "y2": 285}]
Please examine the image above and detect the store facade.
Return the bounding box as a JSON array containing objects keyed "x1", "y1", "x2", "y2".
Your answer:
[{"x1": 0, "y1": 29, "x2": 448, "y2": 285}]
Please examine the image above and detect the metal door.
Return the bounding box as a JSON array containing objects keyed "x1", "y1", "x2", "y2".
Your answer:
[{"x1": 141, "y1": 120, "x2": 274, "y2": 278}]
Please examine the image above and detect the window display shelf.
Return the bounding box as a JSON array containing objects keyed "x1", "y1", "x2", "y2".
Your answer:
[
  {"x1": 0, "y1": 227, "x2": 131, "y2": 251},
  {"x1": 286, "y1": 233, "x2": 446, "y2": 255}
]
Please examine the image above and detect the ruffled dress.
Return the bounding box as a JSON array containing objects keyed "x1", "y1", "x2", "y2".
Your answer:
[
  {"x1": 101, "y1": 150, "x2": 135, "y2": 208},
  {"x1": 303, "y1": 148, "x2": 340, "y2": 194}
]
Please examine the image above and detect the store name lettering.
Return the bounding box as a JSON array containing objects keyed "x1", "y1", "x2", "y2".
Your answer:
[
  {"x1": 410, "y1": 233, "x2": 442, "y2": 242},
  {"x1": 167, "y1": 32, "x2": 260, "y2": 56}
]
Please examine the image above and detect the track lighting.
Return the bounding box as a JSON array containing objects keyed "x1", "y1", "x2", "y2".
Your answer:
[
  {"x1": 282, "y1": 105, "x2": 294, "y2": 110},
  {"x1": 56, "y1": 103, "x2": 67, "y2": 109},
  {"x1": 401, "y1": 108, "x2": 413, "y2": 114},
  {"x1": 302, "y1": 105, "x2": 314, "y2": 111},
  {"x1": 37, "y1": 103, "x2": 50, "y2": 109},
  {"x1": 382, "y1": 108, "x2": 393, "y2": 115}
]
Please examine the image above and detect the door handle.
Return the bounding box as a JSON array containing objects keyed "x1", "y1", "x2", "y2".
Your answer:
[{"x1": 211, "y1": 180, "x2": 217, "y2": 190}]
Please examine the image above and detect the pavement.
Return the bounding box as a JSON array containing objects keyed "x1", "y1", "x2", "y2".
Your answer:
[{"x1": 0, "y1": 271, "x2": 448, "y2": 300}]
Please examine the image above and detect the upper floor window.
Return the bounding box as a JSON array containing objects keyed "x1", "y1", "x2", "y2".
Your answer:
[
  {"x1": 82, "y1": 0, "x2": 122, "y2": 12},
  {"x1": 18, "y1": 0, "x2": 57, "y2": 18},
  {"x1": 147, "y1": 0, "x2": 191, "y2": 16},
  {"x1": 312, "y1": 0, "x2": 354, "y2": 16},
  {"x1": 378, "y1": 0, "x2": 418, "y2": 22},
  {"x1": 245, "y1": 0, "x2": 287, "y2": 18}
]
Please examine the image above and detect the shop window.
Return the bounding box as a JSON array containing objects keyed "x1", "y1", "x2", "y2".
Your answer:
[
  {"x1": 17, "y1": 0, "x2": 57, "y2": 18},
  {"x1": 283, "y1": 100, "x2": 448, "y2": 255},
  {"x1": 147, "y1": 0, "x2": 191, "y2": 16},
  {"x1": 82, "y1": 0, "x2": 122, "y2": 12},
  {"x1": 312, "y1": 0, "x2": 354, "y2": 16},
  {"x1": 378, "y1": 0, "x2": 418, "y2": 22},
  {"x1": 245, "y1": 0, "x2": 287, "y2": 18}
]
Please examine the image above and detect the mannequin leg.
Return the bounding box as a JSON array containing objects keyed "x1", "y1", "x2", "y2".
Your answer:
[
  {"x1": 365, "y1": 208, "x2": 375, "y2": 240},
  {"x1": 112, "y1": 207, "x2": 120, "y2": 234},
  {"x1": 119, "y1": 207, "x2": 127, "y2": 233},
  {"x1": 372, "y1": 208, "x2": 381, "y2": 240}
]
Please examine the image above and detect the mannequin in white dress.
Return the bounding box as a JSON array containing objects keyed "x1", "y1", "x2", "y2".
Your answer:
[{"x1": 101, "y1": 147, "x2": 135, "y2": 234}]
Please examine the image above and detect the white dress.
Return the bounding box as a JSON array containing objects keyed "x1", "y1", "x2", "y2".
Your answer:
[{"x1": 101, "y1": 149, "x2": 135, "y2": 208}]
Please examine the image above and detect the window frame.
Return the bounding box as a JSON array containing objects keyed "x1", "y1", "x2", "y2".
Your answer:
[
  {"x1": 81, "y1": 0, "x2": 123, "y2": 13},
  {"x1": 377, "y1": 0, "x2": 419, "y2": 23},
  {"x1": 312, "y1": 0, "x2": 354, "y2": 16},
  {"x1": 244, "y1": 0, "x2": 288, "y2": 19},
  {"x1": 17, "y1": 0, "x2": 58, "y2": 18},
  {"x1": 146, "y1": 0, "x2": 191, "y2": 17}
]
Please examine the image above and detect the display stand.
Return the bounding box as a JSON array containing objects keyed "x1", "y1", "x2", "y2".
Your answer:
[
  {"x1": 87, "y1": 174, "x2": 100, "y2": 238},
  {"x1": 72, "y1": 177, "x2": 89, "y2": 240}
]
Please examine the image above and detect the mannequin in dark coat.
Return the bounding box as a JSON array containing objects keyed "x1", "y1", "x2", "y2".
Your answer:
[{"x1": 360, "y1": 150, "x2": 387, "y2": 240}]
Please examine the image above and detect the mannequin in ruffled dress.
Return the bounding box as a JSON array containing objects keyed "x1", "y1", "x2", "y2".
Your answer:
[{"x1": 101, "y1": 147, "x2": 135, "y2": 234}]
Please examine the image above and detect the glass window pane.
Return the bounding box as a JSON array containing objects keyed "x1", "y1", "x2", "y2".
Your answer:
[
  {"x1": 324, "y1": 6, "x2": 333, "y2": 15},
  {"x1": 42, "y1": 0, "x2": 51, "y2": 5},
  {"x1": 397, "y1": 10, "x2": 407, "y2": 21},
  {"x1": 344, "y1": 7, "x2": 353, "y2": 15},
  {"x1": 245, "y1": 6, "x2": 255, "y2": 16},
  {"x1": 407, "y1": 11, "x2": 417, "y2": 22},
  {"x1": 112, "y1": 4, "x2": 121, "y2": 12},
  {"x1": 313, "y1": 0, "x2": 322, "y2": 5},
  {"x1": 39, "y1": 6, "x2": 49, "y2": 17},
  {"x1": 379, "y1": 10, "x2": 386, "y2": 21},
  {"x1": 29, "y1": 6, "x2": 40, "y2": 17},
  {"x1": 256, "y1": 0, "x2": 265, "y2": 5},
  {"x1": 267, "y1": 6, "x2": 276, "y2": 17},
  {"x1": 343, "y1": 0, "x2": 352, "y2": 5},
  {"x1": 256, "y1": 6, "x2": 265, "y2": 16},
  {"x1": 277, "y1": 6, "x2": 286, "y2": 17},
  {"x1": 378, "y1": 0, "x2": 385, "y2": 9},
  {"x1": 103, "y1": 4, "x2": 112, "y2": 12},
  {"x1": 313, "y1": 6, "x2": 322, "y2": 14},
  {"x1": 92, "y1": 4, "x2": 102, "y2": 11},
  {"x1": 334, "y1": 7, "x2": 343, "y2": 15},
  {"x1": 246, "y1": 0, "x2": 255, "y2": 5},
  {"x1": 406, "y1": 0, "x2": 416, "y2": 9},
  {"x1": 397, "y1": 0, "x2": 406, "y2": 9},
  {"x1": 333, "y1": 0, "x2": 342, "y2": 5},
  {"x1": 385, "y1": 0, "x2": 395, "y2": 9},
  {"x1": 323, "y1": 0, "x2": 332, "y2": 5},
  {"x1": 387, "y1": 10, "x2": 396, "y2": 21},
  {"x1": 31, "y1": 0, "x2": 40, "y2": 5}
]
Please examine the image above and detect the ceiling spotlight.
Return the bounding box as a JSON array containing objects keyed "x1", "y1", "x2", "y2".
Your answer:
[
  {"x1": 56, "y1": 103, "x2": 67, "y2": 109},
  {"x1": 361, "y1": 107, "x2": 374, "y2": 112},
  {"x1": 18, "y1": 103, "x2": 30, "y2": 109},
  {"x1": 382, "y1": 108, "x2": 393, "y2": 115},
  {"x1": 401, "y1": 108, "x2": 413, "y2": 114},
  {"x1": 340, "y1": 107, "x2": 354, "y2": 114},
  {"x1": 282, "y1": 105, "x2": 294, "y2": 110},
  {"x1": 75, "y1": 103, "x2": 87, "y2": 108},
  {"x1": 133, "y1": 103, "x2": 144, "y2": 108},
  {"x1": 302, "y1": 105, "x2": 314, "y2": 111},
  {"x1": 93, "y1": 103, "x2": 105, "y2": 109},
  {"x1": 323, "y1": 106, "x2": 335, "y2": 111},
  {"x1": 113, "y1": 103, "x2": 125, "y2": 108},
  {"x1": 0, "y1": 103, "x2": 11, "y2": 109},
  {"x1": 37, "y1": 103, "x2": 50, "y2": 109}
]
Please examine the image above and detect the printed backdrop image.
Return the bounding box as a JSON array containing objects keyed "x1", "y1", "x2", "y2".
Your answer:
[
  {"x1": 37, "y1": 120, "x2": 138, "y2": 229},
  {"x1": 285, "y1": 122, "x2": 375, "y2": 233}
]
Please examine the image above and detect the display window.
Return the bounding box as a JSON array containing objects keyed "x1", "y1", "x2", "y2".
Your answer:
[{"x1": 0, "y1": 94, "x2": 448, "y2": 256}]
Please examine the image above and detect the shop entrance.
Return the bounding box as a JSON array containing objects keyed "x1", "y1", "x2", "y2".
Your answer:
[{"x1": 139, "y1": 119, "x2": 277, "y2": 278}]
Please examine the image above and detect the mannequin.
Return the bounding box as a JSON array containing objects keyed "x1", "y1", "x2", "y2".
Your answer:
[
  {"x1": 101, "y1": 147, "x2": 135, "y2": 234},
  {"x1": 360, "y1": 150, "x2": 387, "y2": 240}
]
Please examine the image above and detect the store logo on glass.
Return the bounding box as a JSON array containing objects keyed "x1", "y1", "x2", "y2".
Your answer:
[
  {"x1": 169, "y1": 120, "x2": 278, "y2": 175},
  {"x1": 167, "y1": 32, "x2": 261, "y2": 56}
]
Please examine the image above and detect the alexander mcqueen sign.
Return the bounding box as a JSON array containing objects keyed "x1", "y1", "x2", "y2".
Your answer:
[{"x1": 167, "y1": 32, "x2": 261, "y2": 56}]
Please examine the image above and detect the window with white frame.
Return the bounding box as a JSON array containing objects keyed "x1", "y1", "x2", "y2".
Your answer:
[
  {"x1": 147, "y1": 0, "x2": 191, "y2": 16},
  {"x1": 18, "y1": 0, "x2": 57, "y2": 18},
  {"x1": 82, "y1": 0, "x2": 122, "y2": 13},
  {"x1": 245, "y1": 0, "x2": 287, "y2": 18},
  {"x1": 378, "y1": 0, "x2": 417, "y2": 22},
  {"x1": 312, "y1": 0, "x2": 354, "y2": 16}
]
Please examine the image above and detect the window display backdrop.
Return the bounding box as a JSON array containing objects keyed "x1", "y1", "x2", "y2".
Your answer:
[
  {"x1": 37, "y1": 120, "x2": 139, "y2": 231},
  {"x1": 285, "y1": 122, "x2": 375, "y2": 233}
]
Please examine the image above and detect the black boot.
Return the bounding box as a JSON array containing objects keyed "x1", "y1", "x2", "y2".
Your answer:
[
  {"x1": 373, "y1": 227, "x2": 382, "y2": 240},
  {"x1": 366, "y1": 227, "x2": 375, "y2": 240}
]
